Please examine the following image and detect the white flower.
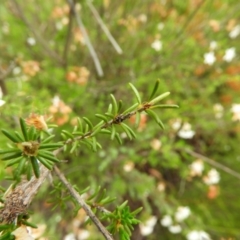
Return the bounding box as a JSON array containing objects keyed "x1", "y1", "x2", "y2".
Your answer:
[
  {"x1": 229, "y1": 25, "x2": 240, "y2": 39},
  {"x1": 56, "y1": 21, "x2": 63, "y2": 30},
  {"x1": 231, "y1": 104, "x2": 240, "y2": 121},
  {"x1": 213, "y1": 103, "x2": 224, "y2": 119},
  {"x1": 123, "y1": 161, "x2": 134, "y2": 172},
  {"x1": 138, "y1": 14, "x2": 147, "y2": 23},
  {"x1": 189, "y1": 160, "x2": 204, "y2": 177},
  {"x1": 27, "y1": 37, "x2": 36, "y2": 46},
  {"x1": 157, "y1": 23, "x2": 164, "y2": 30},
  {"x1": 171, "y1": 118, "x2": 182, "y2": 130},
  {"x1": 151, "y1": 39, "x2": 162, "y2": 51},
  {"x1": 140, "y1": 216, "x2": 157, "y2": 236},
  {"x1": 178, "y1": 123, "x2": 195, "y2": 139},
  {"x1": 203, "y1": 169, "x2": 220, "y2": 185},
  {"x1": 223, "y1": 47, "x2": 236, "y2": 62},
  {"x1": 187, "y1": 230, "x2": 211, "y2": 240},
  {"x1": 77, "y1": 230, "x2": 90, "y2": 240},
  {"x1": 13, "y1": 67, "x2": 22, "y2": 75},
  {"x1": 175, "y1": 206, "x2": 191, "y2": 222},
  {"x1": 209, "y1": 41, "x2": 217, "y2": 50},
  {"x1": 168, "y1": 225, "x2": 182, "y2": 234},
  {"x1": 157, "y1": 182, "x2": 166, "y2": 192},
  {"x1": 52, "y1": 95, "x2": 61, "y2": 106},
  {"x1": 2, "y1": 22, "x2": 9, "y2": 34},
  {"x1": 64, "y1": 233, "x2": 75, "y2": 240},
  {"x1": 150, "y1": 139, "x2": 162, "y2": 150},
  {"x1": 204, "y1": 52, "x2": 216, "y2": 65},
  {"x1": 160, "y1": 215, "x2": 172, "y2": 227},
  {"x1": 0, "y1": 87, "x2": 5, "y2": 107}
]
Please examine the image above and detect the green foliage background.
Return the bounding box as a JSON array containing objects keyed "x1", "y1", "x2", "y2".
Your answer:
[{"x1": 0, "y1": 0, "x2": 240, "y2": 239}]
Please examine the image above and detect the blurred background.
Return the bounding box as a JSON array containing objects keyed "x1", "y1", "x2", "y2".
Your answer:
[{"x1": 0, "y1": 0, "x2": 240, "y2": 239}]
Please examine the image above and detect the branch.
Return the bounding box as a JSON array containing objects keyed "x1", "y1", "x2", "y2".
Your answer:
[
  {"x1": 53, "y1": 166, "x2": 114, "y2": 240},
  {"x1": 62, "y1": 3, "x2": 74, "y2": 67},
  {"x1": 0, "y1": 165, "x2": 50, "y2": 223},
  {"x1": 0, "y1": 61, "x2": 16, "y2": 95},
  {"x1": 185, "y1": 149, "x2": 240, "y2": 180},
  {"x1": 11, "y1": 0, "x2": 65, "y2": 66},
  {"x1": 0, "y1": 61, "x2": 16, "y2": 80},
  {"x1": 66, "y1": 0, "x2": 104, "y2": 77},
  {"x1": 87, "y1": 0, "x2": 123, "y2": 54}
]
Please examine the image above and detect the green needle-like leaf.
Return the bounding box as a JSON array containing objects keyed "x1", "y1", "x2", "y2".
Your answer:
[
  {"x1": 41, "y1": 135, "x2": 55, "y2": 144},
  {"x1": 111, "y1": 125, "x2": 116, "y2": 140},
  {"x1": 149, "y1": 79, "x2": 160, "y2": 100},
  {"x1": 150, "y1": 104, "x2": 179, "y2": 109},
  {"x1": 37, "y1": 151, "x2": 59, "y2": 163},
  {"x1": 30, "y1": 156, "x2": 40, "y2": 178},
  {"x1": 129, "y1": 83, "x2": 141, "y2": 104},
  {"x1": 1, "y1": 151, "x2": 22, "y2": 161},
  {"x1": 95, "y1": 113, "x2": 109, "y2": 122},
  {"x1": 145, "y1": 109, "x2": 165, "y2": 129},
  {"x1": 19, "y1": 118, "x2": 28, "y2": 141},
  {"x1": 83, "y1": 117, "x2": 93, "y2": 130},
  {"x1": 38, "y1": 156, "x2": 53, "y2": 170},
  {"x1": 110, "y1": 94, "x2": 118, "y2": 115},
  {"x1": 2, "y1": 129, "x2": 20, "y2": 143},
  {"x1": 149, "y1": 92, "x2": 170, "y2": 105},
  {"x1": 121, "y1": 103, "x2": 139, "y2": 115}
]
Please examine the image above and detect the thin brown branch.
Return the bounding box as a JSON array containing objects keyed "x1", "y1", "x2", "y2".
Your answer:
[
  {"x1": 53, "y1": 166, "x2": 113, "y2": 240},
  {"x1": 87, "y1": 0, "x2": 123, "y2": 54},
  {"x1": 11, "y1": 0, "x2": 64, "y2": 66},
  {"x1": 54, "y1": 103, "x2": 141, "y2": 155},
  {"x1": 0, "y1": 61, "x2": 16, "y2": 80},
  {"x1": 62, "y1": 4, "x2": 74, "y2": 67},
  {"x1": 172, "y1": 0, "x2": 206, "y2": 48},
  {"x1": 66, "y1": 0, "x2": 104, "y2": 77},
  {"x1": 0, "y1": 61, "x2": 16, "y2": 95},
  {"x1": 185, "y1": 149, "x2": 240, "y2": 180}
]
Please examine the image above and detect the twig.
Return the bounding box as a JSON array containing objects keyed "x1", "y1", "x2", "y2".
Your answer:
[
  {"x1": 0, "y1": 61, "x2": 16, "y2": 80},
  {"x1": 54, "y1": 103, "x2": 143, "y2": 155},
  {"x1": 11, "y1": 0, "x2": 64, "y2": 66},
  {"x1": 53, "y1": 166, "x2": 113, "y2": 240},
  {"x1": 87, "y1": 0, "x2": 123, "y2": 54},
  {"x1": 185, "y1": 149, "x2": 240, "y2": 180},
  {"x1": 172, "y1": 0, "x2": 206, "y2": 48},
  {"x1": 0, "y1": 61, "x2": 16, "y2": 95},
  {"x1": 66, "y1": 0, "x2": 104, "y2": 77},
  {"x1": 62, "y1": 3, "x2": 74, "y2": 67}
]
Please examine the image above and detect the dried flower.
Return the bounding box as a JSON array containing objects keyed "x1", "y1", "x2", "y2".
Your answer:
[
  {"x1": 49, "y1": 96, "x2": 72, "y2": 125},
  {"x1": 66, "y1": 67, "x2": 90, "y2": 85},
  {"x1": 21, "y1": 61, "x2": 40, "y2": 77},
  {"x1": 25, "y1": 113, "x2": 48, "y2": 130},
  {"x1": 12, "y1": 225, "x2": 35, "y2": 240}
]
